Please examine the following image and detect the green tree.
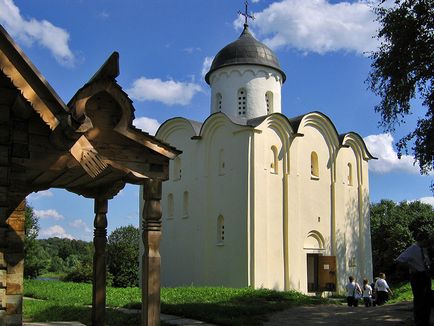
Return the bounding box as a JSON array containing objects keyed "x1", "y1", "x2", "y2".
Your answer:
[
  {"x1": 370, "y1": 199, "x2": 434, "y2": 282},
  {"x1": 368, "y1": 0, "x2": 434, "y2": 184},
  {"x1": 107, "y1": 225, "x2": 140, "y2": 287},
  {"x1": 24, "y1": 203, "x2": 48, "y2": 278},
  {"x1": 24, "y1": 203, "x2": 39, "y2": 242}
]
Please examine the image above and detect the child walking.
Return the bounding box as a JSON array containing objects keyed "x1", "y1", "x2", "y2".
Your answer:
[{"x1": 362, "y1": 278, "x2": 373, "y2": 307}]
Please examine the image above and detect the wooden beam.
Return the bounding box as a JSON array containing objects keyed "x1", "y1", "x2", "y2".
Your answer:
[
  {"x1": 141, "y1": 179, "x2": 162, "y2": 326},
  {"x1": 92, "y1": 197, "x2": 108, "y2": 326}
]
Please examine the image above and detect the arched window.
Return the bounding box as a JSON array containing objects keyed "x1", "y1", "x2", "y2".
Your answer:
[
  {"x1": 270, "y1": 145, "x2": 278, "y2": 174},
  {"x1": 215, "y1": 93, "x2": 222, "y2": 112},
  {"x1": 265, "y1": 91, "x2": 273, "y2": 114},
  {"x1": 311, "y1": 151, "x2": 319, "y2": 178},
  {"x1": 237, "y1": 88, "x2": 247, "y2": 116},
  {"x1": 173, "y1": 157, "x2": 181, "y2": 180},
  {"x1": 167, "y1": 193, "x2": 174, "y2": 218},
  {"x1": 182, "y1": 191, "x2": 189, "y2": 217},
  {"x1": 218, "y1": 148, "x2": 225, "y2": 175},
  {"x1": 347, "y1": 163, "x2": 353, "y2": 186},
  {"x1": 217, "y1": 215, "x2": 225, "y2": 245}
]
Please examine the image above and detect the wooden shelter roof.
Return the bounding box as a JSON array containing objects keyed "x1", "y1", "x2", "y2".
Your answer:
[{"x1": 0, "y1": 24, "x2": 180, "y2": 219}]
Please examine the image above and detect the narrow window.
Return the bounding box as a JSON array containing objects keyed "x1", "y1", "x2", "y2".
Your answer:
[
  {"x1": 270, "y1": 145, "x2": 278, "y2": 174},
  {"x1": 217, "y1": 215, "x2": 225, "y2": 245},
  {"x1": 218, "y1": 148, "x2": 225, "y2": 175},
  {"x1": 347, "y1": 163, "x2": 353, "y2": 186},
  {"x1": 237, "y1": 88, "x2": 247, "y2": 116},
  {"x1": 182, "y1": 191, "x2": 189, "y2": 217},
  {"x1": 173, "y1": 157, "x2": 181, "y2": 180},
  {"x1": 215, "y1": 93, "x2": 222, "y2": 112},
  {"x1": 311, "y1": 151, "x2": 319, "y2": 178},
  {"x1": 265, "y1": 91, "x2": 273, "y2": 114},
  {"x1": 167, "y1": 193, "x2": 174, "y2": 218}
]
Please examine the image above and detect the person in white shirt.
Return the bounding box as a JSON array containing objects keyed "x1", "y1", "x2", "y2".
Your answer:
[
  {"x1": 396, "y1": 232, "x2": 432, "y2": 326},
  {"x1": 345, "y1": 275, "x2": 362, "y2": 307},
  {"x1": 374, "y1": 273, "x2": 393, "y2": 305},
  {"x1": 362, "y1": 278, "x2": 373, "y2": 307}
]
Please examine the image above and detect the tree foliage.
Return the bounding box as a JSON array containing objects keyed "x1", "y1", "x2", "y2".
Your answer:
[
  {"x1": 24, "y1": 203, "x2": 46, "y2": 278},
  {"x1": 107, "y1": 225, "x2": 140, "y2": 287},
  {"x1": 23, "y1": 204, "x2": 94, "y2": 279},
  {"x1": 368, "y1": 0, "x2": 434, "y2": 181},
  {"x1": 370, "y1": 199, "x2": 434, "y2": 282}
]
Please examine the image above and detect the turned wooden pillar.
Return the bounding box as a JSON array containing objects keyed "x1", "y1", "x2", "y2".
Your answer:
[
  {"x1": 141, "y1": 179, "x2": 162, "y2": 326},
  {"x1": 92, "y1": 198, "x2": 108, "y2": 326}
]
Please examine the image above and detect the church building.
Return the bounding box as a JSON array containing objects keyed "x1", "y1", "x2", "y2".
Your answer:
[{"x1": 151, "y1": 18, "x2": 374, "y2": 294}]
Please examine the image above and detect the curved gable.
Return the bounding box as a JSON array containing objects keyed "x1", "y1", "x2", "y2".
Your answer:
[
  {"x1": 340, "y1": 132, "x2": 375, "y2": 161},
  {"x1": 156, "y1": 117, "x2": 202, "y2": 141},
  {"x1": 199, "y1": 112, "x2": 250, "y2": 139},
  {"x1": 296, "y1": 112, "x2": 340, "y2": 158}
]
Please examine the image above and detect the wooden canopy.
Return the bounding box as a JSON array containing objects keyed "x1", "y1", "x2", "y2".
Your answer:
[{"x1": 0, "y1": 24, "x2": 179, "y2": 325}]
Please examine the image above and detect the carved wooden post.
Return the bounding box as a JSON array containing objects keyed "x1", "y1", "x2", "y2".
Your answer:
[
  {"x1": 92, "y1": 198, "x2": 108, "y2": 326},
  {"x1": 141, "y1": 179, "x2": 162, "y2": 326}
]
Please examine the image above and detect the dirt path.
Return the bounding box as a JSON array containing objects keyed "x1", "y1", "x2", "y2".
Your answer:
[{"x1": 264, "y1": 301, "x2": 434, "y2": 326}]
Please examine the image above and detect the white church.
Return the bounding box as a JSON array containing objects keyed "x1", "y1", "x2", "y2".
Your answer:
[{"x1": 150, "y1": 19, "x2": 374, "y2": 294}]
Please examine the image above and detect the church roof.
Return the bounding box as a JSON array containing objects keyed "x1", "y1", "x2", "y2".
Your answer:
[{"x1": 205, "y1": 25, "x2": 286, "y2": 84}]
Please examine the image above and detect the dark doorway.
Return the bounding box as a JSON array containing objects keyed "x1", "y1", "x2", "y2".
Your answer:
[{"x1": 307, "y1": 253, "x2": 319, "y2": 292}]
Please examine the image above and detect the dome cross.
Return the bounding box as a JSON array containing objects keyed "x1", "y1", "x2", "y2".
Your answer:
[{"x1": 238, "y1": 1, "x2": 255, "y2": 27}]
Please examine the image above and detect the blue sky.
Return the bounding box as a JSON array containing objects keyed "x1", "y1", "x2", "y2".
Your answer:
[{"x1": 1, "y1": 0, "x2": 432, "y2": 241}]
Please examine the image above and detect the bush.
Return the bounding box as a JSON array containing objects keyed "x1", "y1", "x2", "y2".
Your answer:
[
  {"x1": 63, "y1": 263, "x2": 113, "y2": 286},
  {"x1": 370, "y1": 200, "x2": 434, "y2": 282},
  {"x1": 107, "y1": 225, "x2": 140, "y2": 287}
]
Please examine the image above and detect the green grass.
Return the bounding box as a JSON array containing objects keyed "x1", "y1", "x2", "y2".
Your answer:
[
  {"x1": 24, "y1": 280, "x2": 329, "y2": 325},
  {"x1": 37, "y1": 272, "x2": 66, "y2": 280},
  {"x1": 24, "y1": 280, "x2": 141, "y2": 325},
  {"x1": 388, "y1": 280, "x2": 434, "y2": 304},
  {"x1": 159, "y1": 286, "x2": 329, "y2": 325}
]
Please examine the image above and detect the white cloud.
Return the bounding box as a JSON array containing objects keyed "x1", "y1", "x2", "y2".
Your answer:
[
  {"x1": 183, "y1": 47, "x2": 201, "y2": 54},
  {"x1": 69, "y1": 219, "x2": 91, "y2": 233},
  {"x1": 133, "y1": 117, "x2": 161, "y2": 135},
  {"x1": 127, "y1": 77, "x2": 202, "y2": 106},
  {"x1": 418, "y1": 197, "x2": 434, "y2": 207},
  {"x1": 34, "y1": 209, "x2": 64, "y2": 221},
  {"x1": 239, "y1": 0, "x2": 378, "y2": 55},
  {"x1": 0, "y1": 0, "x2": 75, "y2": 66},
  {"x1": 202, "y1": 56, "x2": 214, "y2": 78},
  {"x1": 98, "y1": 11, "x2": 110, "y2": 20},
  {"x1": 27, "y1": 190, "x2": 54, "y2": 200},
  {"x1": 363, "y1": 133, "x2": 420, "y2": 174},
  {"x1": 39, "y1": 225, "x2": 74, "y2": 240}
]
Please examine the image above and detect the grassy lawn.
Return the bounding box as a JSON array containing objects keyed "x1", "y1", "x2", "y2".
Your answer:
[
  {"x1": 24, "y1": 280, "x2": 329, "y2": 325},
  {"x1": 25, "y1": 280, "x2": 431, "y2": 325}
]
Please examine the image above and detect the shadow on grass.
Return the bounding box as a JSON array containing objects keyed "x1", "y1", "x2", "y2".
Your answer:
[
  {"x1": 25, "y1": 304, "x2": 140, "y2": 326},
  {"x1": 160, "y1": 290, "x2": 328, "y2": 326}
]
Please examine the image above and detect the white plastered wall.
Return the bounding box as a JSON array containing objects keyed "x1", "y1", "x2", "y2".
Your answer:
[
  {"x1": 287, "y1": 124, "x2": 333, "y2": 294},
  {"x1": 335, "y1": 144, "x2": 373, "y2": 290},
  {"x1": 155, "y1": 116, "x2": 251, "y2": 287},
  {"x1": 251, "y1": 123, "x2": 287, "y2": 290},
  {"x1": 144, "y1": 112, "x2": 373, "y2": 294},
  {"x1": 209, "y1": 65, "x2": 282, "y2": 122}
]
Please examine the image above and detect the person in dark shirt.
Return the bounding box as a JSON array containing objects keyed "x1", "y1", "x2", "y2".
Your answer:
[{"x1": 396, "y1": 232, "x2": 432, "y2": 326}]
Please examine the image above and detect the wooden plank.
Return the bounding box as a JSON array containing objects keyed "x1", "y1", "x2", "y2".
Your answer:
[
  {"x1": 0, "y1": 105, "x2": 10, "y2": 123},
  {"x1": 0, "y1": 128, "x2": 9, "y2": 144}
]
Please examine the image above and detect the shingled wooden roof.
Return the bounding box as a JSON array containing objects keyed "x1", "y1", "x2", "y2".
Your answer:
[{"x1": 0, "y1": 24, "x2": 180, "y2": 219}]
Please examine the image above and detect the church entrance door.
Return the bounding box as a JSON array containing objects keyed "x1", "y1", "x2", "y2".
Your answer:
[
  {"x1": 307, "y1": 254, "x2": 319, "y2": 292},
  {"x1": 307, "y1": 254, "x2": 337, "y2": 292}
]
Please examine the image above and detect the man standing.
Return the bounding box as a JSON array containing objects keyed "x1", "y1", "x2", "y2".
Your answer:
[{"x1": 396, "y1": 232, "x2": 432, "y2": 326}]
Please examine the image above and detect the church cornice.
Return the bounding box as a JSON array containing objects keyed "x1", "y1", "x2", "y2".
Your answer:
[{"x1": 209, "y1": 65, "x2": 282, "y2": 84}]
